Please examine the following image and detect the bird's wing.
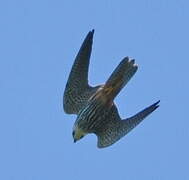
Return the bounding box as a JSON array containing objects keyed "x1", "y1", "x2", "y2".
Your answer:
[
  {"x1": 63, "y1": 30, "x2": 100, "y2": 114},
  {"x1": 95, "y1": 101, "x2": 160, "y2": 148}
]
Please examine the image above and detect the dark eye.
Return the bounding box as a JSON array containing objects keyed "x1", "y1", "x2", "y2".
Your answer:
[
  {"x1": 72, "y1": 131, "x2": 75, "y2": 137},
  {"x1": 80, "y1": 135, "x2": 84, "y2": 139}
]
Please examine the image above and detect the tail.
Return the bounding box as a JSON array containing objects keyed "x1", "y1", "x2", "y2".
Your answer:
[{"x1": 102, "y1": 57, "x2": 138, "y2": 100}]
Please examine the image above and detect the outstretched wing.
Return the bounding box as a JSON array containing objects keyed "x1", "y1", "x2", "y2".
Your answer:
[
  {"x1": 63, "y1": 30, "x2": 100, "y2": 114},
  {"x1": 95, "y1": 101, "x2": 160, "y2": 148}
]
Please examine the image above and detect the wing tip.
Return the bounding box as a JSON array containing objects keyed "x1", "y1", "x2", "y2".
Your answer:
[
  {"x1": 154, "y1": 100, "x2": 160, "y2": 107},
  {"x1": 82, "y1": 29, "x2": 95, "y2": 45},
  {"x1": 149, "y1": 100, "x2": 160, "y2": 113},
  {"x1": 91, "y1": 29, "x2": 95, "y2": 34},
  {"x1": 88, "y1": 29, "x2": 95, "y2": 38}
]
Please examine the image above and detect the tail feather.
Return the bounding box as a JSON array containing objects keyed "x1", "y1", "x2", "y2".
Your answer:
[{"x1": 102, "y1": 57, "x2": 138, "y2": 100}]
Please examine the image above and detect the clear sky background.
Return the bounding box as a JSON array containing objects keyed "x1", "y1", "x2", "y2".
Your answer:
[{"x1": 0, "y1": 0, "x2": 189, "y2": 179}]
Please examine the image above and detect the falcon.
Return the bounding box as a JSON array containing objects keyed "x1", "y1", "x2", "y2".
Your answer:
[{"x1": 63, "y1": 30, "x2": 159, "y2": 148}]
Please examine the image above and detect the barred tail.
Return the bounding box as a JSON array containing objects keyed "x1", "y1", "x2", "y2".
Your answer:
[{"x1": 102, "y1": 57, "x2": 138, "y2": 100}]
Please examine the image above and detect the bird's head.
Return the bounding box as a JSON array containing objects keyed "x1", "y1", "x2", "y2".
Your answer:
[{"x1": 72, "y1": 126, "x2": 87, "y2": 143}]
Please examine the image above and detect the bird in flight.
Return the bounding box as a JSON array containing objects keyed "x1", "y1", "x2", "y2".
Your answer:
[{"x1": 63, "y1": 30, "x2": 160, "y2": 148}]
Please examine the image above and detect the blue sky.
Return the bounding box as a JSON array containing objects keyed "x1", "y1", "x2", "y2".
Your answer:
[{"x1": 0, "y1": 0, "x2": 189, "y2": 179}]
